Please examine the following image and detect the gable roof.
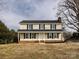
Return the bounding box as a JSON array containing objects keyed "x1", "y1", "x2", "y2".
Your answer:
[{"x1": 20, "y1": 19, "x2": 61, "y2": 24}]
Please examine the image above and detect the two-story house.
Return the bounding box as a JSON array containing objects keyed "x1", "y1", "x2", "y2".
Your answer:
[{"x1": 18, "y1": 17, "x2": 65, "y2": 43}]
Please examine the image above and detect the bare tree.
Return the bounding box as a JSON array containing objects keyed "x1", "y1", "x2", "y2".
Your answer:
[{"x1": 57, "y1": 0, "x2": 79, "y2": 32}]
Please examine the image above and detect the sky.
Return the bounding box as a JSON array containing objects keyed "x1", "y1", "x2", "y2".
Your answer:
[{"x1": 0, "y1": 0, "x2": 61, "y2": 30}]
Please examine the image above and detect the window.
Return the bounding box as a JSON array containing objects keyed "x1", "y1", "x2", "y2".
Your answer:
[
  {"x1": 51, "y1": 24, "x2": 56, "y2": 30},
  {"x1": 57, "y1": 33, "x2": 59, "y2": 38},
  {"x1": 31, "y1": 33, "x2": 36, "y2": 39},
  {"x1": 25, "y1": 33, "x2": 30, "y2": 39},
  {"x1": 47, "y1": 33, "x2": 59, "y2": 39},
  {"x1": 40, "y1": 24, "x2": 45, "y2": 30},
  {"x1": 53, "y1": 33, "x2": 57, "y2": 38},
  {"x1": 33, "y1": 24, "x2": 39, "y2": 30},
  {"x1": 28, "y1": 24, "x2": 33, "y2": 30},
  {"x1": 20, "y1": 25, "x2": 27, "y2": 29},
  {"x1": 53, "y1": 33, "x2": 59, "y2": 38},
  {"x1": 45, "y1": 24, "x2": 51, "y2": 30},
  {"x1": 47, "y1": 33, "x2": 53, "y2": 39},
  {"x1": 26, "y1": 33, "x2": 28, "y2": 38},
  {"x1": 26, "y1": 33, "x2": 36, "y2": 39}
]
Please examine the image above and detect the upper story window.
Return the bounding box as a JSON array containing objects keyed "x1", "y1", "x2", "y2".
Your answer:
[
  {"x1": 45, "y1": 24, "x2": 51, "y2": 30},
  {"x1": 51, "y1": 24, "x2": 56, "y2": 30},
  {"x1": 20, "y1": 24, "x2": 27, "y2": 29},
  {"x1": 33, "y1": 24, "x2": 39, "y2": 30},
  {"x1": 40, "y1": 24, "x2": 45, "y2": 30},
  {"x1": 28, "y1": 24, "x2": 33, "y2": 30}
]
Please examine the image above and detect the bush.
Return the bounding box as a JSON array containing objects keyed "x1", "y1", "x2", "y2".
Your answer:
[
  {"x1": 63, "y1": 32, "x2": 73, "y2": 40},
  {"x1": 72, "y1": 32, "x2": 79, "y2": 39}
]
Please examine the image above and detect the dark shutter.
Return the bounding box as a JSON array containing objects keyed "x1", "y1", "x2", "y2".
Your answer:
[
  {"x1": 24, "y1": 33, "x2": 25, "y2": 39},
  {"x1": 52, "y1": 33, "x2": 53, "y2": 38},
  {"x1": 47, "y1": 33, "x2": 49, "y2": 39}
]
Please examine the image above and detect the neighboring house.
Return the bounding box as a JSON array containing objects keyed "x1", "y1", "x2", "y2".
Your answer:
[{"x1": 18, "y1": 17, "x2": 65, "y2": 42}]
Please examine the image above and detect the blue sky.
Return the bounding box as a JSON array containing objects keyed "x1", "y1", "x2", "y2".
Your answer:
[{"x1": 0, "y1": 0, "x2": 61, "y2": 30}]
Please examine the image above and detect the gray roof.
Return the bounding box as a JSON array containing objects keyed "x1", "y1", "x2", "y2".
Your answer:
[{"x1": 20, "y1": 20, "x2": 61, "y2": 24}]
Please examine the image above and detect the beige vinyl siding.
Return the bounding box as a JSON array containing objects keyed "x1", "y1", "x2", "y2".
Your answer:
[
  {"x1": 45, "y1": 24, "x2": 51, "y2": 30},
  {"x1": 20, "y1": 33, "x2": 24, "y2": 39},
  {"x1": 33, "y1": 24, "x2": 39, "y2": 30},
  {"x1": 56, "y1": 23, "x2": 62, "y2": 29},
  {"x1": 20, "y1": 25, "x2": 27, "y2": 29},
  {"x1": 36, "y1": 33, "x2": 39, "y2": 39},
  {"x1": 39, "y1": 33, "x2": 45, "y2": 40}
]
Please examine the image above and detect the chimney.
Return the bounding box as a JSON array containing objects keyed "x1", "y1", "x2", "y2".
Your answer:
[{"x1": 58, "y1": 17, "x2": 61, "y2": 22}]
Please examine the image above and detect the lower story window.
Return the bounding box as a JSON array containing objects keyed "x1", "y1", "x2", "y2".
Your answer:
[
  {"x1": 31, "y1": 33, "x2": 36, "y2": 39},
  {"x1": 57, "y1": 33, "x2": 59, "y2": 38},
  {"x1": 25, "y1": 33, "x2": 36, "y2": 39},
  {"x1": 26, "y1": 33, "x2": 28, "y2": 38},
  {"x1": 47, "y1": 33, "x2": 59, "y2": 39},
  {"x1": 47, "y1": 33, "x2": 53, "y2": 39},
  {"x1": 53, "y1": 33, "x2": 59, "y2": 38}
]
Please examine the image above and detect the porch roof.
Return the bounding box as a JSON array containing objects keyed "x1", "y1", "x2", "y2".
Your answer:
[{"x1": 18, "y1": 29, "x2": 63, "y2": 33}]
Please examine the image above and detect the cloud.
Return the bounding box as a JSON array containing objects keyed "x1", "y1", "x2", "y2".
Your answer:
[
  {"x1": 0, "y1": 11, "x2": 27, "y2": 30},
  {"x1": 0, "y1": 0, "x2": 61, "y2": 30},
  {"x1": 12, "y1": 0, "x2": 60, "y2": 19}
]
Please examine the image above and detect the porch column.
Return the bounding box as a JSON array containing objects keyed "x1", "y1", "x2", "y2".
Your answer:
[
  {"x1": 61, "y1": 32, "x2": 64, "y2": 41},
  {"x1": 44, "y1": 33, "x2": 46, "y2": 43}
]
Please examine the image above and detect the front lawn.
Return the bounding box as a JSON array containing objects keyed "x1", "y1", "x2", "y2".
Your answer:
[{"x1": 0, "y1": 42, "x2": 79, "y2": 59}]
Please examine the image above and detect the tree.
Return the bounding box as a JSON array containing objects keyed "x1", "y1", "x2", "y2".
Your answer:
[
  {"x1": 0, "y1": 20, "x2": 9, "y2": 43},
  {"x1": 10, "y1": 29, "x2": 18, "y2": 43},
  {"x1": 0, "y1": 20, "x2": 18, "y2": 44},
  {"x1": 57, "y1": 0, "x2": 79, "y2": 32},
  {"x1": 0, "y1": 20, "x2": 9, "y2": 32}
]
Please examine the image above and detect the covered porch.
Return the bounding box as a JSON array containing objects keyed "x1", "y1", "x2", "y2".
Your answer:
[{"x1": 18, "y1": 31, "x2": 65, "y2": 42}]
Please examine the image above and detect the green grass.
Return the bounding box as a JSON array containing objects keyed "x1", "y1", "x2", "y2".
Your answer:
[{"x1": 0, "y1": 42, "x2": 79, "y2": 59}]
